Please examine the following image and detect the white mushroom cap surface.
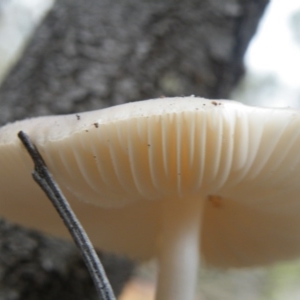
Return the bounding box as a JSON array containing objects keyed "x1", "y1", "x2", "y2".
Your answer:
[{"x1": 1, "y1": 96, "x2": 300, "y2": 271}]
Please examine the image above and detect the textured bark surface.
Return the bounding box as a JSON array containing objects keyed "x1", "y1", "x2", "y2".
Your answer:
[
  {"x1": 0, "y1": 220, "x2": 133, "y2": 300},
  {"x1": 0, "y1": 0, "x2": 268, "y2": 299},
  {"x1": 0, "y1": 0, "x2": 268, "y2": 125}
]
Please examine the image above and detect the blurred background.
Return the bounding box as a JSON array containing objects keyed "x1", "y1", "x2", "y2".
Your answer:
[
  {"x1": 233, "y1": 0, "x2": 300, "y2": 108},
  {"x1": 1, "y1": 0, "x2": 300, "y2": 299}
]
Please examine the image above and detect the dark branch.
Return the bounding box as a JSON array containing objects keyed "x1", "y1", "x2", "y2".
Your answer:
[{"x1": 17, "y1": 130, "x2": 116, "y2": 300}]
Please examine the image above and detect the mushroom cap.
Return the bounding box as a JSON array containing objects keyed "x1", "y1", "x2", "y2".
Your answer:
[{"x1": 1, "y1": 96, "x2": 300, "y2": 268}]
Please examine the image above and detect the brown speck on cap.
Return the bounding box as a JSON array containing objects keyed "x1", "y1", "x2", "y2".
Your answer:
[
  {"x1": 94, "y1": 123, "x2": 99, "y2": 128},
  {"x1": 76, "y1": 114, "x2": 81, "y2": 120},
  {"x1": 208, "y1": 195, "x2": 222, "y2": 208},
  {"x1": 211, "y1": 101, "x2": 217, "y2": 106}
]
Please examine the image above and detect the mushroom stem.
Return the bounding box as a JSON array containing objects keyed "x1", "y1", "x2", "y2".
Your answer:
[{"x1": 156, "y1": 195, "x2": 204, "y2": 300}]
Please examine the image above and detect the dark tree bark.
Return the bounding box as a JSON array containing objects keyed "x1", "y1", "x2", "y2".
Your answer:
[
  {"x1": 0, "y1": 0, "x2": 268, "y2": 125},
  {"x1": 0, "y1": 220, "x2": 132, "y2": 300},
  {"x1": 0, "y1": 0, "x2": 268, "y2": 299}
]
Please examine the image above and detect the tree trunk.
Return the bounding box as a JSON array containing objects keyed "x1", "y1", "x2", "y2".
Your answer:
[{"x1": 0, "y1": 0, "x2": 269, "y2": 299}]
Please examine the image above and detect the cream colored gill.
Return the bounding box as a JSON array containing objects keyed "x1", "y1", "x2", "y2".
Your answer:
[
  {"x1": 1, "y1": 97, "x2": 300, "y2": 209},
  {"x1": 4, "y1": 97, "x2": 300, "y2": 271}
]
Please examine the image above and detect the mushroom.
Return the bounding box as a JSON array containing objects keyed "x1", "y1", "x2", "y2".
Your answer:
[{"x1": 2, "y1": 96, "x2": 300, "y2": 300}]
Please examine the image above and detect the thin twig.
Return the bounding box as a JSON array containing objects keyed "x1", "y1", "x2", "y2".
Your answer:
[{"x1": 18, "y1": 131, "x2": 116, "y2": 300}]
